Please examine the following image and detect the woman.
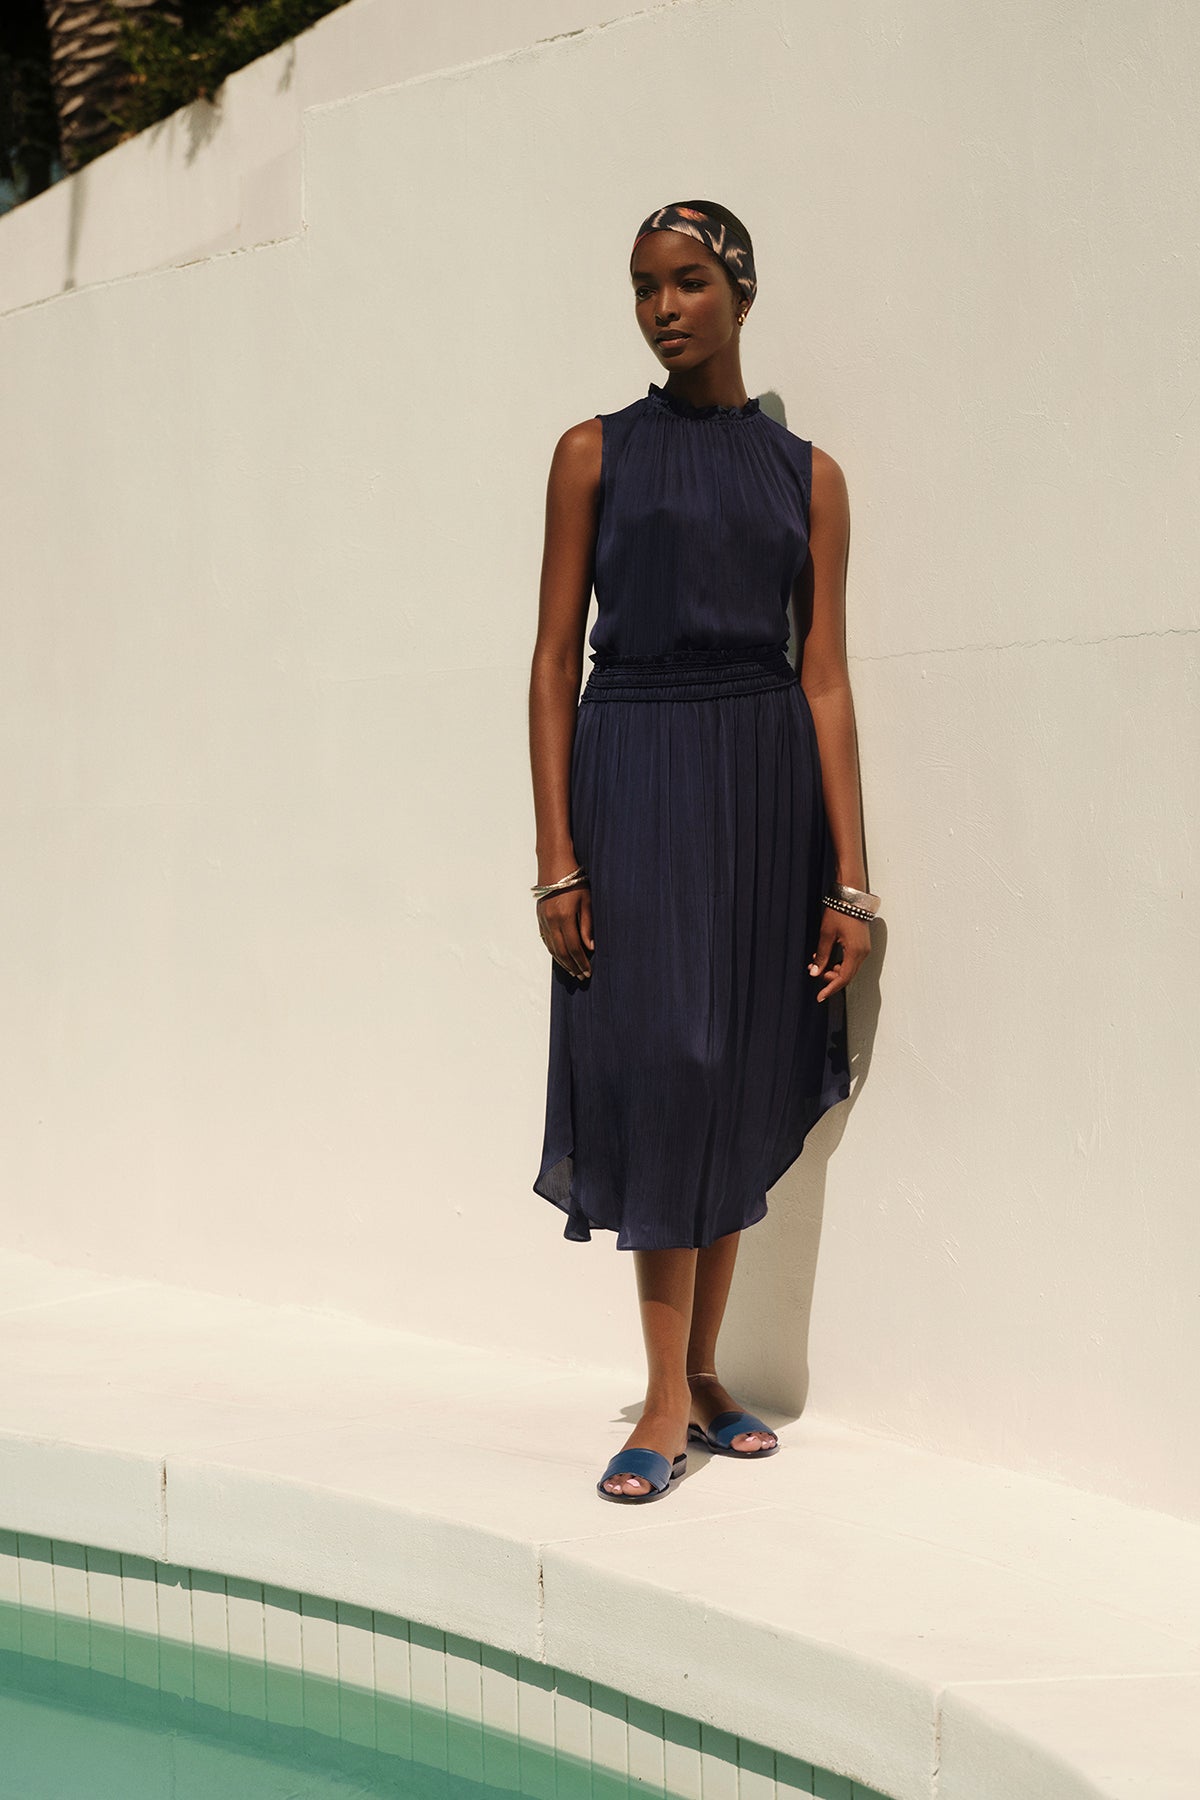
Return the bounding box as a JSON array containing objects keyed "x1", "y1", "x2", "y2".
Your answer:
[{"x1": 528, "y1": 202, "x2": 877, "y2": 1503}]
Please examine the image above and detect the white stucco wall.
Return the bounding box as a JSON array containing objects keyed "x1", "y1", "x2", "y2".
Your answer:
[{"x1": 1, "y1": 0, "x2": 1196, "y2": 1521}]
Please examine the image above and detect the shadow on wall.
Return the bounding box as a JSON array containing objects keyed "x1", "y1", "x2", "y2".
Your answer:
[{"x1": 733, "y1": 924, "x2": 885, "y2": 1422}]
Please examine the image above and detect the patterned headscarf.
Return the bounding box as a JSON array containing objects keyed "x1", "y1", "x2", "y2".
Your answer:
[{"x1": 629, "y1": 203, "x2": 757, "y2": 306}]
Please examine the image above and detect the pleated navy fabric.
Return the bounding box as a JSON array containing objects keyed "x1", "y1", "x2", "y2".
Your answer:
[{"x1": 534, "y1": 382, "x2": 851, "y2": 1250}]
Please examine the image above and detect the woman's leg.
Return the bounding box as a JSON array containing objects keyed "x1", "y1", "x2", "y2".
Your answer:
[
  {"x1": 685, "y1": 1229, "x2": 777, "y2": 1452},
  {"x1": 601, "y1": 1246, "x2": 697, "y2": 1496}
]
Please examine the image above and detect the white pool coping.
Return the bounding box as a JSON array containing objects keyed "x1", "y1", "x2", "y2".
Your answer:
[{"x1": 1, "y1": 1247, "x2": 1196, "y2": 1800}]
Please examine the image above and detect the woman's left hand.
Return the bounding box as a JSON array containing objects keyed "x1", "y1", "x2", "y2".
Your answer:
[{"x1": 808, "y1": 909, "x2": 872, "y2": 1002}]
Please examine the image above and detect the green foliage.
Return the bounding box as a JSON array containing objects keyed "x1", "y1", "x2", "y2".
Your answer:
[
  {"x1": 101, "y1": 0, "x2": 349, "y2": 144},
  {"x1": 0, "y1": 0, "x2": 58, "y2": 201}
]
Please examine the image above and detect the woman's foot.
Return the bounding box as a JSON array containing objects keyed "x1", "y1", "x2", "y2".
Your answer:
[
  {"x1": 687, "y1": 1371, "x2": 778, "y2": 1453},
  {"x1": 601, "y1": 1394, "x2": 690, "y2": 1497}
]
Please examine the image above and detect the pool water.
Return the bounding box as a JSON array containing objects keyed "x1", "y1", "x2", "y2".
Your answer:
[
  {"x1": 0, "y1": 1601, "x2": 623, "y2": 1800},
  {"x1": 0, "y1": 1560, "x2": 891, "y2": 1800}
]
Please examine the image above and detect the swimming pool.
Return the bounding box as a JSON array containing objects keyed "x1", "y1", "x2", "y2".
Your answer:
[{"x1": 0, "y1": 1531, "x2": 893, "y2": 1800}]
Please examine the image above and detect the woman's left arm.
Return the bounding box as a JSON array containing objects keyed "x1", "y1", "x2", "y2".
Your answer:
[{"x1": 796, "y1": 445, "x2": 872, "y2": 1002}]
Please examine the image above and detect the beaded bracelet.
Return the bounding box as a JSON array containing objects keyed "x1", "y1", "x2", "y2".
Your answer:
[
  {"x1": 822, "y1": 895, "x2": 877, "y2": 922},
  {"x1": 533, "y1": 869, "x2": 876, "y2": 918}
]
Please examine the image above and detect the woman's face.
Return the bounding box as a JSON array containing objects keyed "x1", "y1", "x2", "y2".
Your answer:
[{"x1": 630, "y1": 230, "x2": 743, "y2": 369}]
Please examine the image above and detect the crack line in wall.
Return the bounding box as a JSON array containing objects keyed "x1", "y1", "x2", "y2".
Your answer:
[
  {"x1": 304, "y1": 0, "x2": 691, "y2": 122},
  {"x1": 943, "y1": 1668, "x2": 1200, "y2": 1687},
  {"x1": 533, "y1": 2, "x2": 682, "y2": 52},
  {"x1": 850, "y1": 623, "x2": 1198, "y2": 663}
]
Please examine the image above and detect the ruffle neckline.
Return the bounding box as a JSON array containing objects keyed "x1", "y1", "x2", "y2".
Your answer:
[{"x1": 645, "y1": 381, "x2": 761, "y2": 422}]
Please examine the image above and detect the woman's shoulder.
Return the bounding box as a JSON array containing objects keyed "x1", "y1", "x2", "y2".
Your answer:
[
  {"x1": 810, "y1": 442, "x2": 848, "y2": 505},
  {"x1": 749, "y1": 408, "x2": 816, "y2": 494},
  {"x1": 759, "y1": 415, "x2": 845, "y2": 489},
  {"x1": 593, "y1": 392, "x2": 651, "y2": 426},
  {"x1": 557, "y1": 391, "x2": 645, "y2": 445},
  {"x1": 547, "y1": 416, "x2": 603, "y2": 494},
  {"x1": 555, "y1": 415, "x2": 604, "y2": 456},
  {"x1": 550, "y1": 390, "x2": 650, "y2": 481}
]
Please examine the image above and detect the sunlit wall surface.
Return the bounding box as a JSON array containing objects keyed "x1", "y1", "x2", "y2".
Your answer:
[{"x1": 0, "y1": 0, "x2": 1196, "y2": 1518}]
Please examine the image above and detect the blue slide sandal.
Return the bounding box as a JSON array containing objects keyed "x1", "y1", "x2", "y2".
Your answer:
[
  {"x1": 687, "y1": 1410, "x2": 779, "y2": 1457},
  {"x1": 596, "y1": 1447, "x2": 688, "y2": 1502}
]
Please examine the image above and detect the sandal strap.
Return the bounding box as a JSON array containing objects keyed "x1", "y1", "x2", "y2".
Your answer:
[
  {"x1": 705, "y1": 1409, "x2": 772, "y2": 1449},
  {"x1": 598, "y1": 1447, "x2": 672, "y2": 1490}
]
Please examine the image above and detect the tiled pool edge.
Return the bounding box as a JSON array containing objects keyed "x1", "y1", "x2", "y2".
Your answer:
[
  {"x1": 71, "y1": 1442, "x2": 947, "y2": 1799},
  {"x1": 4, "y1": 1435, "x2": 1196, "y2": 1800},
  {"x1": 0, "y1": 1530, "x2": 890, "y2": 1800},
  {"x1": 2, "y1": 1254, "x2": 1195, "y2": 1800}
]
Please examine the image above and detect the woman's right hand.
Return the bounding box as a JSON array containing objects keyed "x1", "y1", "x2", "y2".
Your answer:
[{"x1": 537, "y1": 884, "x2": 594, "y2": 981}]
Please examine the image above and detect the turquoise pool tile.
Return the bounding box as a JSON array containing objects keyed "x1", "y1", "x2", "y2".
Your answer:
[
  {"x1": 376, "y1": 1688, "x2": 416, "y2": 1760},
  {"x1": 411, "y1": 1619, "x2": 451, "y2": 1771},
  {"x1": 227, "y1": 1648, "x2": 266, "y2": 1721},
  {"x1": 776, "y1": 1750, "x2": 817, "y2": 1794},
  {"x1": 338, "y1": 1680, "x2": 377, "y2": 1750},
  {"x1": 191, "y1": 1640, "x2": 231, "y2": 1713},
  {"x1": 411, "y1": 1696, "x2": 450, "y2": 1771},
  {"x1": 122, "y1": 1622, "x2": 160, "y2": 1691},
  {"x1": 662, "y1": 1708, "x2": 703, "y2": 1800},
  {"x1": 519, "y1": 1732, "x2": 560, "y2": 1800},
  {"x1": 301, "y1": 1663, "x2": 341, "y2": 1739},
  {"x1": 264, "y1": 1657, "x2": 304, "y2": 1728},
  {"x1": 627, "y1": 1692, "x2": 666, "y2": 1795},
  {"x1": 445, "y1": 1631, "x2": 485, "y2": 1786},
  {"x1": 157, "y1": 1633, "x2": 195, "y2": 1703},
  {"x1": 737, "y1": 1737, "x2": 776, "y2": 1777},
  {"x1": 0, "y1": 1533, "x2": 905, "y2": 1800},
  {"x1": 447, "y1": 1706, "x2": 486, "y2": 1785},
  {"x1": 480, "y1": 1642, "x2": 522, "y2": 1792},
  {"x1": 54, "y1": 1610, "x2": 91, "y2": 1670},
  {"x1": 19, "y1": 1601, "x2": 55, "y2": 1662},
  {"x1": 518, "y1": 1656, "x2": 559, "y2": 1800}
]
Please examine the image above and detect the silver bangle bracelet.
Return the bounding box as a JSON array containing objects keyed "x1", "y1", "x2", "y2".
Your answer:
[
  {"x1": 831, "y1": 882, "x2": 880, "y2": 915},
  {"x1": 532, "y1": 866, "x2": 589, "y2": 902}
]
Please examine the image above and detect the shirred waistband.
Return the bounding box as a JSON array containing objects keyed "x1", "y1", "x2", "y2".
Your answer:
[{"x1": 581, "y1": 642, "x2": 797, "y2": 704}]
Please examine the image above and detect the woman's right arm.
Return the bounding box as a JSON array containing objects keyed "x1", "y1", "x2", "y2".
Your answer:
[{"x1": 528, "y1": 418, "x2": 603, "y2": 981}]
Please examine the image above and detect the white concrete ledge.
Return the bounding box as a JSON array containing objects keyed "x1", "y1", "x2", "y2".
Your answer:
[{"x1": 1, "y1": 1248, "x2": 1197, "y2": 1800}]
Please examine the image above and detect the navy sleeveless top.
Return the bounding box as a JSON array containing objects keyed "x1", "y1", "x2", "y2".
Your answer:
[{"x1": 588, "y1": 382, "x2": 814, "y2": 661}]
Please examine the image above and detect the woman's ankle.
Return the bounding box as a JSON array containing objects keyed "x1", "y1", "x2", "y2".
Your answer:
[{"x1": 643, "y1": 1384, "x2": 691, "y2": 1414}]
